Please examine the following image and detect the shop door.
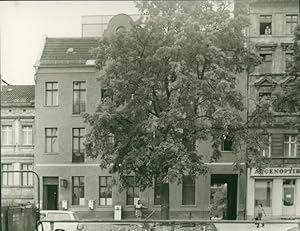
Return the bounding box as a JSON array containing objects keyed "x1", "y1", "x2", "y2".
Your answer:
[
  {"x1": 282, "y1": 179, "x2": 296, "y2": 216},
  {"x1": 43, "y1": 177, "x2": 59, "y2": 210},
  {"x1": 210, "y1": 174, "x2": 238, "y2": 220}
]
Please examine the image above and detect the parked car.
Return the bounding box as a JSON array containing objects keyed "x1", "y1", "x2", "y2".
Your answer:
[{"x1": 38, "y1": 210, "x2": 84, "y2": 231}]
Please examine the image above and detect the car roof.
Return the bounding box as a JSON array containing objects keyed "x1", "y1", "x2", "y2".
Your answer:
[{"x1": 40, "y1": 210, "x2": 75, "y2": 214}]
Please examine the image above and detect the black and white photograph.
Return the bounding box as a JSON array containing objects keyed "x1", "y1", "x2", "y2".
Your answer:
[{"x1": 0, "y1": 0, "x2": 300, "y2": 230}]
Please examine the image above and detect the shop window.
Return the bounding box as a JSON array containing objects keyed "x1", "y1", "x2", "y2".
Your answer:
[
  {"x1": 21, "y1": 163, "x2": 33, "y2": 186},
  {"x1": 286, "y1": 15, "x2": 298, "y2": 35},
  {"x1": 72, "y1": 128, "x2": 85, "y2": 163},
  {"x1": 260, "y1": 15, "x2": 272, "y2": 35},
  {"x1": 182, "y1": 175, "x2": 195, "y2": 205},
  {"x1": 255, "y1": 180, "x2": 272, "y2": 207},
  {"x1": 259, "y1": 53, "x2": 272, "y2": 73},
  {"x1": 154, "y1": 178, "x2": 161, "y2": 205},
  {"x1": 73, "y1": 81, "x2": 86, "y2": 114},
  {"x1": 99, "y1": 176, "x2": 112, "y2": 206},
  {"x1": 221, "y1": 135, "x2": 233, "y2": 152},
  {"x1": 283, "y1": 179, "x2": 295, "y2": 206},
  {"x1": 72, "y1": 176, "x2": 85, "y2": 205},
  {"x1": 284, "y1": 135, "x2": 297, "y2": 157},
  {"x1": 126, "y1": 176, "x2": 139, "y2": 205},
  {"x1": 45, "y1": 82, "x2": 58, "y2": 106}
]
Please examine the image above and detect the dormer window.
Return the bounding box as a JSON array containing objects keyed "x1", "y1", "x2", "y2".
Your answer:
[{"x1": 260, "y1": 15, "x2": 272, "y2": 35}]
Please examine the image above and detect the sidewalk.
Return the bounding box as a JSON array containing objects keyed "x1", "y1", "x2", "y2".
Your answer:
[{"x1": 214, "y1": 223, "x2": 298, "y2": 231}]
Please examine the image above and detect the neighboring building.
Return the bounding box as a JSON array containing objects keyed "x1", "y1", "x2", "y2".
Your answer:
[
  {"x1": 246, "y1": 0, "x2": 300, "y2": 219},
  {"x1": 1, "y1": 85, "x2": 35, "y2": 205},
  {"x1": 34, "y1": 13, "x2": 247, "y2": 220},
  {"x1": 81, "y1": 14, "x2": 140, "y2": 37}
]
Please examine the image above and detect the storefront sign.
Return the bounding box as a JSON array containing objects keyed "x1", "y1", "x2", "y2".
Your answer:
[{"x1": 251, "y1": 168, "x2": 300, "y2": 177}]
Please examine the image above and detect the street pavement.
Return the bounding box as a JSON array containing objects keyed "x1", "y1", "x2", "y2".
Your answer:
[
  {"x1": 214, "y1": 223, "x2": 298, "y2": 231},
  {"x1": 81, "y1": 223, "x2": 298, "y2": 231}
]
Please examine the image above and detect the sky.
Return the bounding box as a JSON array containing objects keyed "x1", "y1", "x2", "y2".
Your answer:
[{"x1": 0, "y1": 1, "x2": 139, "y2": 85}]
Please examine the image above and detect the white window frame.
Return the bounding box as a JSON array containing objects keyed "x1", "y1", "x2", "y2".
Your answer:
[
  {"x1": 45, "y1": 82, "x2": 58, "y2": 106},
  {"x1": 1, "y1": 125, "x2": 13, "y2": 145},
  {"x1": 2, "y1": 164, "x2": 14, "y2": 186},
  {"x1": 22, "y1": 125, "x2": 33, "y2": 145},
  {"x1": 21, "y1": 163, "x2": 33, "y2": 186},
  {"x1": 284, "y1": 135, "x2": 297, "y2": 157},
  {"x1": 262, "y1": 135, "x2": 272, "y2": 158}
]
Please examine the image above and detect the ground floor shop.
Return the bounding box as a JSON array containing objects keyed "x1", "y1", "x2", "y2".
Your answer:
[
  {"x1": 246, "y1": 167, "x2": 300, "y2": 219},
  {"x1": 35, "y1": 163, "x2": 245, "y2": 219}
]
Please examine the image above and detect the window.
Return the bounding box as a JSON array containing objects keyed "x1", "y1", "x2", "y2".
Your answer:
[
  {"x1": 286, "y1": 15, "x2": 298, "y2": 35},
  {"x1": 45, "y1": 82, "x2": 58, "y2": 106},
  {"x1": 283, "y1": 179, "x2": 295, "y2": 206},
  {"x1": 255, "y1": 180, "x2": 272, "y2": 207},
  {"x1": 154, "y1": 179, "x2": 161, "y2": 205},
  {"x1": 126, "y1": 176, "x2": 139, "y2": 205},
  {"x1": 259, "y1": 53, "x2": 272, "y2": 73},
  {"x1": 258, "y1": 92, "x2": 272, "y2": 101},
  {"x1": 101, "y1": 88, "x2": 113, "y2": 102},
  {"x1": 72, "y1": 128, "x2": 85, "y2": 163},
  {"x1": 73, "y1": 81, "x2": 86, "y2": 114},
  {"x1": 45, "y1": 128, "x2": 58, "y2": 153},
  {"x1": 262, "y1": 135, "x2": 271, "y2": 158},
  {"x1": 72, "y1": 176, "x2": 85, "y2": 205},
  {"x1": 221, "y1": 135, "x2": 233, "y2": 151},
  {"x1": 182, "y1": 175, "x2": 195, "y2": 205},
  {"x1": 284, "y1": 135, "x2": 297, "y2": 157},
  {"x1": 260, "y1": 15, "x2": 272, "y2": 35},
  {"x1": 1, "y1": 125, "x2": 13, "y2": 145},
  {"x1": 1, "y1": 164, "x2": 14, "y2": 186},
  {"x1": 21, "y1": 163, "x2": 33, "y2": 186},
  {"x1": 99, "y1": 176, "x2": 112, "y2": 206},
  {"x1": 22, "y1": 125, "x2": 33, "y2": 145},
  {"x1": 285, "y1": 52, "x2": 294, "y2": 71}
]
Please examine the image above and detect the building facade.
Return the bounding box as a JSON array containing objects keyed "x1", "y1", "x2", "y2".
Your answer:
[
  {"x1": 246, "y1": 0, "x2": 300, "y2": 219},
  {"x1": 1, "y1": 85, "x2": 35, "y2": 205},
  {"x1": 34, "y1": 13, "x2": 248, "y2": 219}
]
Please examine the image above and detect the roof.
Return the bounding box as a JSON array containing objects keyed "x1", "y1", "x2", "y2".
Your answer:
[
  {"x1": 39, "y1": 37, "x2": 99, "y2": 66},
  {"x1": 1, "y1": 85, "x2": 35, "y2": 106}
]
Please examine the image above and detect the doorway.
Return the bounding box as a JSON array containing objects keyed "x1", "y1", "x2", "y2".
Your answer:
[
  {"x1": 210, "y1": 174, "x2": 238, "y2": 220},
  {"x1": 43, "y1": 177, "x2": 59, "y2": 210}
]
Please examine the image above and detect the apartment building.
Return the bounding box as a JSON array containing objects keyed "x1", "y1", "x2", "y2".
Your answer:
[
  {"x1": 246, "y1": 0, "x2": 300, "y2": 219},
  {"x1": 33, "y1": 13, "x2": 248, "y2": 219},
  {"x1": 1, "y1": 85, "x2": 35, "y2": 205}
]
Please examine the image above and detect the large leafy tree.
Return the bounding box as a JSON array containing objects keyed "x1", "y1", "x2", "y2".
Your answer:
[
  {"x1": 84, "y1": 1, "x2": 268, "y2": 219},
  {"x1": 272, "y1": 24, "x2": 300, "y2": 126}
]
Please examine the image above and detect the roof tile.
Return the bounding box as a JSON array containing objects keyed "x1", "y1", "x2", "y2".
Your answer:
[
  {"x1": 1, "y1": 85, "x2": 35, "y2": 105},
  {"x1": 40, "y1": 37, "x2": 99, "y2": 66}
]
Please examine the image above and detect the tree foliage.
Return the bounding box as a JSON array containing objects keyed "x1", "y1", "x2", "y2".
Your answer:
[
  {"x1": 272, "y1": 25, "x2": 300, "y2": 128},
  {"x1": 84, "y1": 0, "x2": 270, "y2": 218}
]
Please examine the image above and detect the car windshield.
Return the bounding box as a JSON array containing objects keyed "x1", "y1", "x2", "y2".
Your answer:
[{"x1": 47, "y1": 213, "x2": 71, "y2": 220}]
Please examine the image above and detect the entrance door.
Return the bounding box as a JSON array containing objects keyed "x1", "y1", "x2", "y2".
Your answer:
[
  {"x1": 282, "y1": 179, "x2": 296, "y2": 216},
  {"x1": 43, "y1": 177, "x2": 59, "y2": 210},
  {"x1": 210, "y1": 174, "x2": 238, "y2": 220}
]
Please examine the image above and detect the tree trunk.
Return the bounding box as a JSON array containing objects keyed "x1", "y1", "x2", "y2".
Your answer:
[{"x1": 160, "y1": 182, "x2": 170, "y2": 219}]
